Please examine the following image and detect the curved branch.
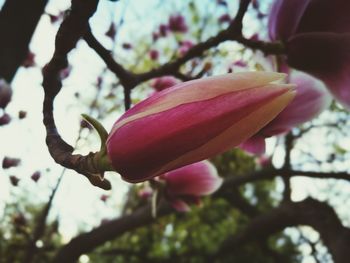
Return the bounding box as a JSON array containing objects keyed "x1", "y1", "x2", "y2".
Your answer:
[
  {"x1": 42, "y1": 0, "x2": 112, "y2": 190},
  {"x1": 84, "y1": 0, "x2": 284, "y2": 88}
]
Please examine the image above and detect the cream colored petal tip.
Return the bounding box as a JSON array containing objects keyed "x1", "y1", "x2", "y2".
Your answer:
[{"x1": 222, "y1": 71, "x2": 287, "y2": 85}]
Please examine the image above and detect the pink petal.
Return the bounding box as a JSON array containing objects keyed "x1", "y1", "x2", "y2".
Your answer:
[
  {"x1": 168, "y1": 15, "x2": 188, "y2": 33},
  {"x1": 268, "y1": 0, "x2": 311, "y2": 41},
  {"x1": 151, "y1": 76, "x2": 180, "y2": 91},
  {"x1": 170, "y1": 197, "x2": 191, "y2": 212},
  {"x1": 239, "y1": 135, "x2": 266, "y2": 155},
  {"x1": 287, "y1": 33, "x2": 350, "y2": 109},
  {"x1": 297, "y1": 0, "x2": 350, "y2": 34},
  {"x1": 163, "y1": 160, "x2": 222, "y2": 196},
  {"x1": 261, "y1": 71, "x2": 331, "y2": 135}
]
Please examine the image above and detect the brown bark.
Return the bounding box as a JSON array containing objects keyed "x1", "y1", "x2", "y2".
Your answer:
[{"x1": 215, "y1": 198, "x2": 350, "y2": 263}]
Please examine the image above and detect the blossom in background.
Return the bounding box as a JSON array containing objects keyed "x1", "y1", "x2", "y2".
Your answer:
[
  {"x1": 151, "y1": 76, "x2": 180, "y2": 92},
  {"x1": 22, "y1": 51, "x2": 35, "y2": 68},
  {"x1": 269, "y1": 0, "x2": 350, "y2": 109},
  {"x1": 31, "y1": 171, "x2": 41, "y2": 183},
  {"x1": 106, "y1": 72, "x2": 295, "y2": 183},
  {"x1": 159, "y1": 24, "x2": 169, "y2": 37},
  {"x1": 0, "y1": 113, "x2": 11, "y2": 126},
  {"x1": 0, "y1": 79, "x2": 12, "y2": 109},
  {"x1": 2, "y1": 157, "x2": 21, "y2": 169},
  {"x1": 161, "y1": 160, "x2": 223, "y2": 212},
  {"x1": 168, "y1": 14, "x2": 188, "y2": 33},
  {"x1": 240, "y1": 71, "x2": 331, "y2": 154},
  {"x1": 178, "y1": 40, "x2": 194, "y2": 56},
  {"x1": 149, "y1": 49, "x2": 159, "y2": 60},
  {"x1": 218, "y1": 14, "x2": 231, "y2": 24},
  {"x1": 137, "y1": 185, "x2": 153, "y2": 199},
  {"x1": 9, "y1": 175, "x2": 20, "y2": 187},
  {"x1": 256, "y1": 155, "x2": 271, "y2": 168}
]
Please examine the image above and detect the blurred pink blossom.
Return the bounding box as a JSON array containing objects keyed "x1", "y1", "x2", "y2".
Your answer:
[
  {"x1": 161, "y1": 160, "x2": 223, "y2": 212},
  {"x1": 151, "y1": 76, "x2": 180, "y2": 92},
  {"x1": 168, "y1": 14, "x2": 188, "y2": 33},
  {"x1": 218, "y1": 14, "x2": 231, "y2": 23},
  {"x1": 149, "y1": 49, "x2": 159, "y2": 60},
  {"x1": 241, "y1": 71, "x2": 331, "y2": 155},
  {"x1": 179, "y1": 40, "x2": 194, "y2": 56}
]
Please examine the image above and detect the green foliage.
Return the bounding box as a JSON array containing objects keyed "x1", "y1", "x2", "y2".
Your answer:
[{"x1": 87, "y1": 150, "x2": 299, "y2": 263}]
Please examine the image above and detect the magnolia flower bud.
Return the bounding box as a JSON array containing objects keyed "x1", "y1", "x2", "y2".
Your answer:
[
  {"x1": 268, "y1": 0, "x2": 350, "y2": 109},
  {"x1": 107, "y1": 72, "x2": 295, "y2": 182}
]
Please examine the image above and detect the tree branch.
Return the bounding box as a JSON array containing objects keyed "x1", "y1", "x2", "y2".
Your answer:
[
  {"x1": 52, "y1": 167, "x2": 350, "y2": 262},
  {"x1": 212, "y1": 198, "x2": 350, "y2": 263},
  {"x1": 41, "y1": 0, "x2": 113, "y2": 190},
  {"x1": 52, "y1": 201, "x2": 173, "y2": 263},
  {"x1": 84, "y1": 0, "x2": 285, "y2": 89}
]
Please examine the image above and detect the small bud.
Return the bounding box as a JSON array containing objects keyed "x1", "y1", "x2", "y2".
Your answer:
[
  {"x1": 100, "y1": 194, "x2": 109, "y2": 202},
  {"x1": 218, "y1": 14, "x2": 231, "y2": 24},
  {"x1": 22, "y1": 51, "x2": 35, "y2": 68},
  {"x1": 9, "y1": 175, "x2": 20, "y2": 186},
  {"x1": 0, "y1": 113, "x2": 11, "y2": 126},
  {"x1": 2, "y1": 157, "x2": 21, "y2": 169},
  {"x1": 149, "y1": 50, "x2": 159, "y2": 60},
  {"x1": 31, "y1": 171, "x2": 41, "y2": 182},
  {"x1": 18, "y1": 110, "x2": 27, "y2": 119},
  {"x1": 168, "y1": 15, "x2": 188, "y2": 33}
]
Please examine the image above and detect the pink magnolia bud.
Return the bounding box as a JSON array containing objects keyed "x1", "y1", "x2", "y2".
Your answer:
[
  {"x1": 168, "y1": 15, "x2": 188, "y2": 33},
  {"x1": 151, "y1": 76, "x2": 180, "y2": 92},
  {"x1": 164, "y1": 160, "x2": 222, "y2": 195},
  {"x1": 0, "y1": 79, "x2": 12, "y2": 109},
  {"x1": 241, "y1": 71, "x2": 331, "y2": 155},
  {"x1": 162, "y1": 161, "x2": 221, "y2": 212},
  {"x1": 268, "y1": 0, "x2": 350, "y2": 109},
  {"x1": 107, "y1": 72, "x2": 295, "y2": 182}
]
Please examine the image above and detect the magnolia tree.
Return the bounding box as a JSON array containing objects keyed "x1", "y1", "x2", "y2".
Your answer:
[{"x1": 0, "y1": 0, "x2": 350, "y2": 262}]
